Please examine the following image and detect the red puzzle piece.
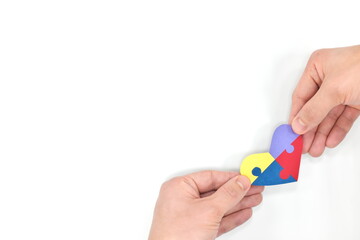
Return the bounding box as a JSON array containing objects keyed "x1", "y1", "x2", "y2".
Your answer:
[{"x1": 275, "y1": 136, "x2": 303, "y2": 180}]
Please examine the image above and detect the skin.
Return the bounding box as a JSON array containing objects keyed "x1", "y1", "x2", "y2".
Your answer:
[
  {"x1": 148, "y1": 171, "x2": 264, "y2": 240},
  {"x1": 290, "y1": 45, "x2": 360, "y2": 157}
]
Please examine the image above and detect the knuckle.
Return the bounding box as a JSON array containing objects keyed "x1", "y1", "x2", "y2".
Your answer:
[
  {"x1": 160, "y1": 177, "x2": 181, "y2": 192},
  {"x1": 300, "y1": 106, "x2": 316, "y2": 124},
  {"x1": 233, "y1": 208, "x2": 253, "y2": 226},
  {"x1": 253, "y1": 194, "x2": 263, "y2": 205},
  {"x1": 310, "y1": 48, "x2": 327, "y2": 60},
  {"x1": 222, "y1": 184, "x2": 240, "y2": 199},
  {"x1": 327, "y1": 109, "x2": 341, "y2": 122},
  {"x1": 344, "y1": 108, "x2": 360, "y2": 122},
  {"x1": 292, "y1": 88, "x2": 308, "y2": 105},
  {"x1": 160, "y1": 181, "x2": 171, "y2": 193},
  {"x1": 307, "y1": 49, "x2": 328, "y2": 69}
]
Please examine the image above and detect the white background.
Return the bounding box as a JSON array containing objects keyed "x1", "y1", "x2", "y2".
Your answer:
[{"x1": 1, "y1": 1, "x2": 360, "y2": 239}]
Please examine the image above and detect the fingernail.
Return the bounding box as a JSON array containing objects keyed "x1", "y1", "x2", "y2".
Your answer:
[
  {"x1": 236, "y1": 176, "x2": 251, "y2": 190},
  {"x1": 292, "y1": 117, "x2": 307, "y2": 134}
]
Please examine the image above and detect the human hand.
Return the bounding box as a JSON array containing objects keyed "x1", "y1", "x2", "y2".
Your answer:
[
  {"x1": 148, "y1": 171, "x2": 264, "y2": 240},
  {"x1": 290, "y1": 45, "x2": 360, "y2": 157}
]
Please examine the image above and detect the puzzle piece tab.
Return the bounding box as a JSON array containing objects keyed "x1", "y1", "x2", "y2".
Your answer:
[
  {"x1": 240, "y1": 153, "x2": 274, "y2": 184},
  {"x1": 252, "y1": 160, "x2": 296, "y2": 186},
  {"x1": 275, "y1": 135, "x2": 303, "y2": 180},
  {"x1": 269, "y1": 124, "x2": 299, "y2": 159}
]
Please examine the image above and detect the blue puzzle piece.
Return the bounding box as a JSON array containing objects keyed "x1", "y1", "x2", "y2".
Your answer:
[
  {"x1": 252, "y1": 160, "x2": 296, "y2": 186},
  {"x1": 269, "y1": 124, "x2": 299, "y2": 159}
]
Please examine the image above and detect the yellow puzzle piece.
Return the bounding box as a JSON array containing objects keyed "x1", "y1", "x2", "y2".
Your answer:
[{"x1": 240, "y1": 153, "x2": 275, "y2": 183}]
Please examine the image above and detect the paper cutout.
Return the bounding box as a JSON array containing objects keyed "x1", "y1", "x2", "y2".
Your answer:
[
  {"x1": 240, "y1": 124, "x2": 303, "y2": 186},
  {"x1": 269, "y1": 124, "x2": 299, "y2": 159},
  {"x1": 241, "y1": 153, "x2": 274, "y2": 184}
]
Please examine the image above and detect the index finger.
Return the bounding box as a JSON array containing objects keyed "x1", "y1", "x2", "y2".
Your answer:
[{"x1": 290, "y1": 53, "x2": 322, "y2": 122}]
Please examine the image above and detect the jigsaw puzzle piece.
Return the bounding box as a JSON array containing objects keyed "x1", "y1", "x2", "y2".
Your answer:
[
  {"x1": 275, "y1": 135, "x2": 303, "y2": 180},
  {"x1": 240, "y1": 152, "x2": 275, "y2": 184},
  {"x1": 269, "y1": 124, "x2": 299, "y2": 159},
  {"x1": 252, "y1": 160, "x2": 296, "y2": 186}
]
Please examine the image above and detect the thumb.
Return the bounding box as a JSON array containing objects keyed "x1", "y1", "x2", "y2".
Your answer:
[
  {"x1": 291, "y1": 86, "x2": 339, "y2": 134},
  {"x1": 209, "y1": 175, "x2": 251, "y2": 216}
]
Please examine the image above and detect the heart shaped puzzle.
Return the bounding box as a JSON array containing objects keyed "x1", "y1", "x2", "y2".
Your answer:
[{"x1": 240, "y1": 124, "x2": 303, "y2": 186}]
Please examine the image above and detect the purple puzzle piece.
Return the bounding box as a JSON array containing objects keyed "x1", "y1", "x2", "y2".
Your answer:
[{"x1": 269, "y1": 124, "x2": 299, "y2": 159}]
